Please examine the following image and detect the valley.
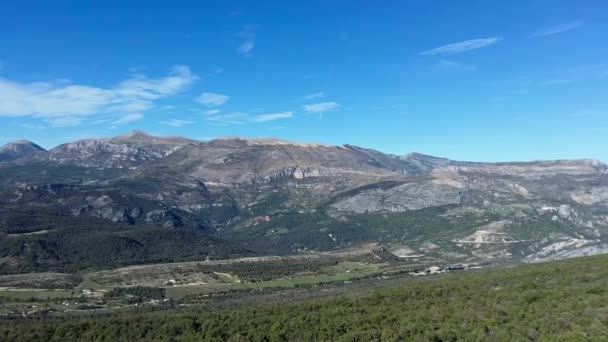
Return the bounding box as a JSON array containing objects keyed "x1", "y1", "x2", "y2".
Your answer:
[
  {"x1": 2, "y1": 1, "x2": 606, "y2": 339},
  {"x1": 1, "y1": 131, "x2": 608, "y2": 338},
  {"x1": 0, "y1": 243, "x2": 445, "y2": 315}
]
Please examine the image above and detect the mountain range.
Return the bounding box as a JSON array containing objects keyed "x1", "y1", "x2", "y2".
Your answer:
[{"x1": 1, "y1": 131, "x2": 607, "y2": 274}]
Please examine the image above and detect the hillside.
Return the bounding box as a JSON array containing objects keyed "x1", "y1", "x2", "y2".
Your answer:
[
  {"x1": 1, "y1": 254, "x2": 607, "y2": 341},
  {"x1": 0, "y1": 140, "x2": 46, "y2": 163},
  {"x1": 1, "y1": 131, "x2": 608, "y2": 273}
]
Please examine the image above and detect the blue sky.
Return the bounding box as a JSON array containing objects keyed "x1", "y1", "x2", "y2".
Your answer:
[{"x1": 0, "y1": 1, "x2": 607, "y2": 162}]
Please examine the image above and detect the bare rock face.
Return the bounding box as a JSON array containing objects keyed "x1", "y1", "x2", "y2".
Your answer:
[
  {"x1": 570, "y1": 187, "x2": 608, "y2": 205},
  {"x1": 235, "y1": 166, "x2": 323, "y2": 184},
  {"x1": 558, "y1": 205, "x2": 573, "y2": 219},
  {"x1": 331, "y1": 181, "x2": 465, "y2": 213},
  {"x1": 47, "y1": 139, "x2": 171, "y2": 168},
  {"x1": 48, "y1": 140, "x2": 164, "y2": 168},
  {"x1": 42, "y1": 131, "x2": 198, "y2": 169},
  {"x1": 145, "y1": 210, "x2": 182, "y2": 228},
  {"x1": 292, "y1": 167, "x2": 321, "y2": 180}
]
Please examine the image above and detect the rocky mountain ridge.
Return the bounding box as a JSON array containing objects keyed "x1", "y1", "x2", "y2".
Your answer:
[{"x1": 1, "y1": 131, "x2": 607, "y2": 272}]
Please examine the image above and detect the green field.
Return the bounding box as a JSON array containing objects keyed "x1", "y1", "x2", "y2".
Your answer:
[{"x1": 166, "y1": 261, "x2": 384, "y2": 298}]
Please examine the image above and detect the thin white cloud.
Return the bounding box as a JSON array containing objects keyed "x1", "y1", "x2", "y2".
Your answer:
[
  {"x1": 420, "y1": 38, "x2": 500, "y2": 56},
  {"x1": 114, "y1": 65, "x2": 197, "y2": 101},
  {"x1": 237, "y1": 41, "x2": 255, "y2": 55},
  {"x1": 0, "y1": 65, "x2": 197, "y2": 126},
  {"x1": 439, "y1": 59, "x2": 461, "y2": 68},
  {"x1": 236, "y1": 26, "x2": 256, "y2": 56},
  {"x1": 198, "y1": 92, "x2": 229, "y2": 107},
  {"x1": 254, "y1": 111, "x2": 293, "y2": 122},
  {"x1": 305, "y1": 91, "x2": 325, "y2": 100},
  {"x1": 111, "y1": 113, "x2": 143, "y2": 125},
  {"x1": 204, "y1": 109, "x2": 220, "y2": 115},
  {"x1": 160, "y1": 119, "x2": 193, "y2": 127},
  {"x1": 438, "y1": 59, "x2": 476, "y2": 71},
  {"x1": 47, "y1": 116, "x2": 84, "y2": 127},
  {"x1": 531, "y1": 21, "x2": 583, "y2": 38},
  {"x1": 303, "y1": 102, "x2": 339, "y2": 113},
  {"x1": 205, "y1": 112, "x2": 249, "y2": 125},
  {"x1": 205, "y1": 110, "x2": 294, "y2": 125},
  {"x1": 18, "y1": 122, "x2": 46, "y2": 129}
]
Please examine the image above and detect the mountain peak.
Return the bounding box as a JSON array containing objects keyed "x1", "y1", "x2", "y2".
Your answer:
[
  {"x1": 10, "y1": 139, "x2": 38, "y2": 145},
  {"x1": 115, "y1": 130, "x2": 152, "y2": 140},
  {"x1": 110, "y1": 131, "x2": 198, "y2": 145},
  {"x1": 0, "y1": 140, "x2": 46, "y2": 152},
  {"x1": 0, "y1": 140, "x2": 46, "y2": 162}
]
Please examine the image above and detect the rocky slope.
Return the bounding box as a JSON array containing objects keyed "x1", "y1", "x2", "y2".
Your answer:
[
  {"x1": 1, "y1": 131, "x2": 607, "y2": 271},
  {"x1": 45, "y1": 131, "x2": 199, "y2": 168},
  {"x1": 0, "y1": 140, "x2": 46, "y2": 162}
]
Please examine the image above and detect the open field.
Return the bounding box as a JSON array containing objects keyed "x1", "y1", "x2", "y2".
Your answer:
[
  {"x1": 166, "y1": 261, "x2": 384, "y2": 299},
  {"x1": 0, "y1": 243, "x2": 437, "y2": 314}
]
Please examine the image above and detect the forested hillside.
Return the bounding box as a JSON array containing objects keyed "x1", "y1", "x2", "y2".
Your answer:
[{"x1": 1, "y1": 254, "x2": 607, "y2": 341}]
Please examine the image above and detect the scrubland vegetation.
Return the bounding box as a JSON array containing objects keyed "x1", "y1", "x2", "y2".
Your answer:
[{"x1": 1, "y1": 254, "x2": 607, "y2": 341}]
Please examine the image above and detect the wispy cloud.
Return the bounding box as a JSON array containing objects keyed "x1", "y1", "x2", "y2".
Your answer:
[
  {"x1": 111, "y1": 113, "x2": 143, "y2": 125},
  {"x1": 305, "y1": 91, "x2": 324, "y2": 100},
  {"x1": 47, "y1": 116, "x2": 84, "y2": 127},
  {"x1": 420, "y1": 38, "x2": 500, "y2": 56},
  {"x1": 438, "y1": 59, "x2": 476, "y2": 71},
  {"x1": 253, "y1": 111, "x2": 293, "y2": 122},
  {"x1": 205, "y1": 112, "x2": 249, "y2": 125},
  {"x1": 0, "y1": 65, "x2": 197, "y2": 126},
  {"x1": 197, "y1": 92, "x2": 229, "y2": 107},
  {"x1": 160, "y1": 119, "x2": 193, "y2": 127},
  {"x1": 236, "y1": 26, "x2": 256, "y2": 56},
  {"x1": 205, "y1": 110, "x2": 294, "y2": 125},
  {"x1": 531, "y1": 21, "x2": 583, "y2": 38},
  {"x1": 238, "y1": 41, "x2": 255, "y2": 55},
  {"x1": 204, "y1": 109, "x2": 220, "y2": 115},
  {"x1": 303, "y1": 102, "x2": 339, "y2": 113},
  {"x1": 18, "y1": 122, "x2": 46, "y2": 129}
]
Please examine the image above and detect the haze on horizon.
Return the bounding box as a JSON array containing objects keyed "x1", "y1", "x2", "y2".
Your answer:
[{"x1": 0, "y1": 1, "x2": 606, "y2": 162}]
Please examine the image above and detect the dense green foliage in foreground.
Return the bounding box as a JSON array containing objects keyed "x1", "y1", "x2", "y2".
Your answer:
[{"x1": 2, "y1": 255, "x2": 608, "y2": 341}]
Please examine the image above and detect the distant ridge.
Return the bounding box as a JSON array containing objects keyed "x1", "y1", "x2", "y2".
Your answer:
[
  {"x1": 1, "y1": 130, "x2": 606, "y2": 168},
  {"x1": 0, "y1": 140, "x2": 46, "y2": 162}
]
